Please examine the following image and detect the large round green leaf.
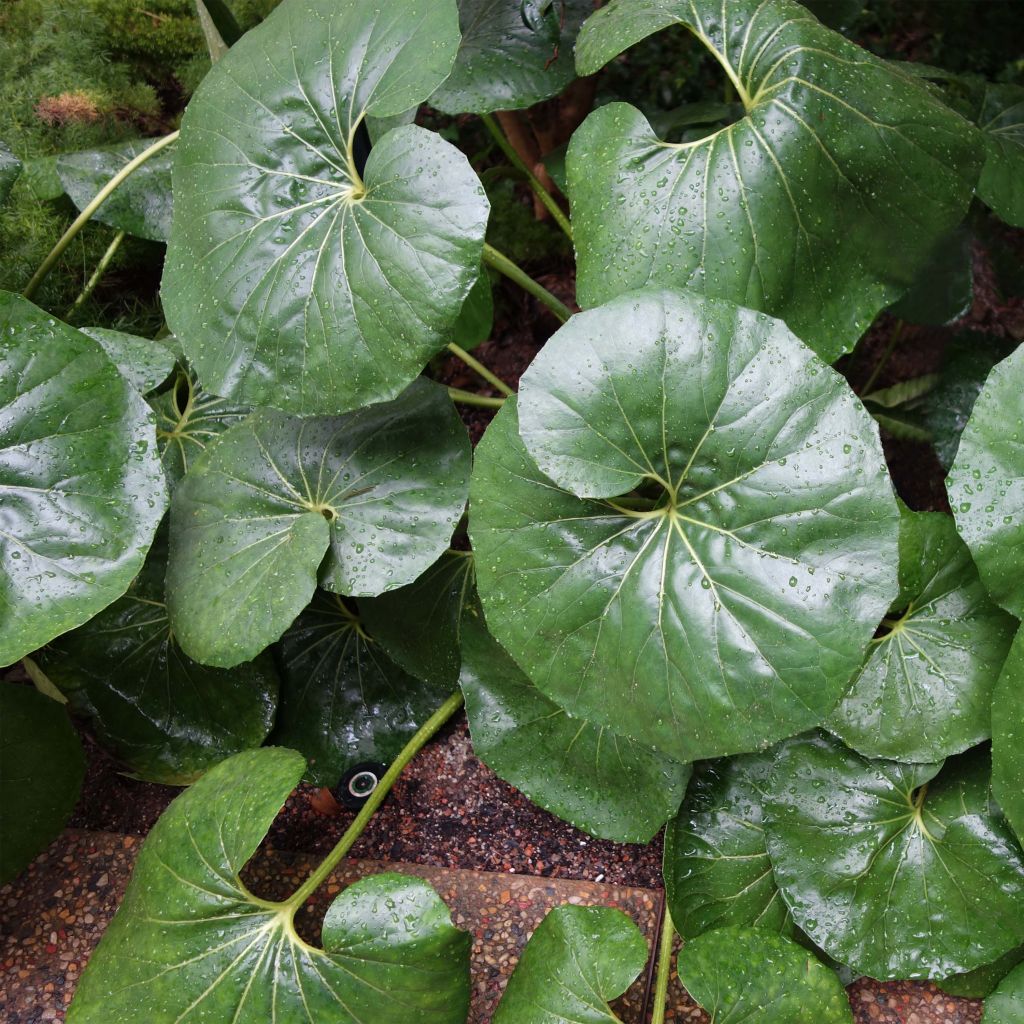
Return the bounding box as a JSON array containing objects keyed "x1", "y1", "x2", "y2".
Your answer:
[
  {"x1": 828, "y1": 506, "x2": 1016, "y2": 762},
  {"x1": 79, "y1": 327, "x2": 176, "y2": 395},
  {"x1": 663, "y1": 752, "x2": 792, "y2": 939},
  {"x1": 677, "y1": 927, "x2": 852, "y2": 1023},
  {"x1": 993, "y1": 624, "x2": 1024, "y2": 846},
  {"x1": 163, "y1": 0, "x2": 489, "y2": 415},
  {"x1": 948, "y1": 345, "x2": 1024, "y2": 617},
  {"x1": 272, "y1": 591, "x2": 451, "y2": 787},
  {"x1": 430, "y1": 0, "x2": 590, "y2": 115},
  {"x1": 36, "y1": 535, "x2": 278, "y2": 785},
  {"x1": 0, "y1": 291, "x2": 167, "y2": 667},
  {"x1": 66, "y1": 747, "x2": 472, "y2": 1024},
  {"x1": 167, "y1": 379, "x2": 470, "y2": 667},
  {"x1": 0, "y1": 684, "x2": 85, "y2": 884},
  {"x1": 764, "y1": 733, "x2": 1024, "y2": 979},
  {"x1": 569, "y1": 0, "x2": 981, "y2": 362},
  {"x1": 985, "y1": 962, "x2": 1024, "y2": 1024},
  {"x1": 492, "y1": 904, "x2": 648, "y2": 1024},
  {"x1": 472, "y1": 289, "x2": 899, "y2": 762},
  {"x1": 460, "y1": 611, "x2": 690, "y2": 844},
  {"x1": 976, "y1": 83, "x2": 1024, "y2": 228}
]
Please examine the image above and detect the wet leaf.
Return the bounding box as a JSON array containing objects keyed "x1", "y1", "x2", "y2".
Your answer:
[
  {"x1": 984, "y1": 961, "x2": 1024, "y2": 1023},
  {"x1": 0, "y1": 291, "x2": 167, "y2": 667},
  {"x1": 764, "y1": 732, "x2": 1024, "y2": 978},
  {"x1": 0, "y1": 140, "x2": 20, "y2": 206},
  {"x1": 828, "y1": 506, "x2": 1016, "y2": 762},
  {"x1": 163, "y1": 0, "x2": 488, "y2": 414},
  {"x1": 491, "y1": 904, "x2": 647, "y2": 1024},
  {"x1": 976, "y1": 83, "x2": 1024, "y2": 227},
  {"x1": 167, "y1": 379, "x2": 470, "y2": 667},
  {"x1": 460, "y1": 610, "x2": 690, "y2": 843},
  {"x1": 948, "y1": 344, "x2": 1024, "y2": 616},
  {"x1": 0, "y1": 684, "x2": 84, "y2": 884},
  {"x1": 570, "y1": 0, "x2": 981, "y2": 362},
  {"x1": 56, "y1": 139, "x2": 174, "y2": 242},
  {"x1": 663, "y1": 752, "x2": 793, "y2": 938},
  {"x1": 471, "y1": 289, "x2": 899, "y2": 762},
  {"x1": 678, "y1": 926, "x2": 852, "y2": 1022},
  {"x1": 66, "y1": 748, "x2": 472, "y2": 1024},
  {"x1": 993, "y1": 624, "x2": 1024, "y2": 846},
  {"x1": 938, "y1": 944, "x2": 1024, "y2": 1000},
  {"x1": 888, "y1": 223, "x2": 973, "y2": 326},
  {"x1": 272, "y1": 591, "x2": 451, "y2": 787},
  {"x1": 452, "y1": 267, "x2": 494, "y2": 351},
  {"x1": 36, "y1": 534, "x2": 278, "y2": 785},
  {"x1": 430, "y1": 0, "x2": 590, "y2": 115},
  {"x1": 79, "y1": 327, "x2": 176, "y2": 395}
]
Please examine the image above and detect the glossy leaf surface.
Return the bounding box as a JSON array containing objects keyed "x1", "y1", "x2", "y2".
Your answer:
[
  {"x1": 765, "y1": 733, "x2": 1024, "y2": 978},
  {"x1": 66, "y1": 747, "x2": 472, "y2": 1024},
  {"x1": 56, "y1": 139, "x2": 174, "y2": 241},
  {"x1": 677, "y1": 927, "x2": 852, "y2": 1023},
  {"x1": 37, "y1": 537, "x2": 278, "y2": 785},
  {"x1": 431, "y1": 0, "x2": 590, "y2": 115},
  {"x1": 473, "y1": 290, "x2": 898, "y2": 762},
  {"x1": 939, "y1": 945, "x2": 1024, "y2": 1000},
  {"x1": 0, "y1": 141, "x2": 20, "y2": 205},
  {"x1": 163, "y1": 0, "x2": 489, "y2": 414},
  {"x1": 79, "y1": 327, "x2": 176, "y2": 394},
  {"x1": 889, "y1": 224, "x2": 973, "y2": 326},
  {"x1": 0, "y1": 685, "x2": 84, "y2": 884},
  {"x1": 460, "y1": 611, "x2": 690, "y2": 843},
  {"x1": 273, "y1": 592, "x2": 451, "y2": 787},
  {"x1": 977, "y1": 83, "x2": 1024, "y2": 227},
  {"x1": 948, "y1": 344, "x2": 1024, "y2": 616},
  {"x1": 570, "y1": 0, "x2": 981, "y2": 361},
  {"x1": 167, "y1": 379, "x2": 469, "y2": 667},
  {"x1": 828, "y1": 507, "x2": 1016, "y2": 762},
  {"x1": 492, "y1": 904, "x2": 647, "y2": 1024},
  {"x1": 0, "y1": 292, "x2": 167, "y2": 667},
  {"x1": 663, "y1": 752, "x2": 792, "y2": 938},
  {"x1": 993, "y1": 624, "x2": 1024, "y2": 846},
  {"x1": 985, "y1": 962, "x2": 1024, "y2": 1024},
  {"x1": 452, "y1": 268, "x2": 493, "y2": 351}
]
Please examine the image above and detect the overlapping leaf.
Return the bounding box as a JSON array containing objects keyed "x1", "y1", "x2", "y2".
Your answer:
[
  {"x1": 460, "y1": 611, "x2": 690, "y2": 843},
  {"x1": 976, "y1": 83, "x2": 1024, "y2": 227},
  {"x1": 939, "y1": 945, "x2": 1024, "y2": 1000},
  {"x1": 471, "y1": 289, "x2": 898, "y2": 762},
  {"x1": 764, "y1": 733, "x2": 1024, "y2": 978},
  {"x1": 0, "y1": 685, "x2": 84, "y2": 884},
  {"x1": 828, "y1": 507, "x2": 1016, "y2": 762},
  {"x1": 431, "y1": 0, "x2": 590, "y2": 115},
  {"x1": 36, "y1": 536, "x2": 279, "y2": 785},
  {"x1": 66, "y1": 748, "x2": 472, "y2": 1024},
  {"x1": 663, "y1": 752, "x2": 792, "y2": 938},
  {"x1": 167, "y1": 379, "x2": 470, "y2": 667},
  {"x1": 0, "y1": 291, "x2": 167, "y2": 667},
  {"x1": 79, "y1": 327, "x2": 176, "y2": 394},
  {"x1": 985, "y1": 962, "x2": 1024, "y2": 1024},
  {"x1": 993, "y1": 624, "x2": 1024, "y2": 846},
  {"x1": 492, "y1": 904, "x2": 647, "y2": 1024},
  {"x1": 569, "y1": 0, "x2": 981, "y2": 361},
  {"x1": 273, "y1": 591, "x2": 452, "y2": 787},
  {"x1": 163, "y1": 0, "x2": 489, "y2": 414},
  {"x1": 948, "y1": 344, "x2": 1024, "y2": 616}
]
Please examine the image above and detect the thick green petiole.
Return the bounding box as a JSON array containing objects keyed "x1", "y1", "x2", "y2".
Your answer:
[
  {"x1": 448, "y1": 386, "x2": 505, "y2": 409},
  {"x1": 447, "y1": 341, "x2": 515, "y2": 396},
  {"x1": 651, "y1": 906, "x2": 676, "y2": 1024},
  {"x1": 482, "y1": 243, "x2": 572, "y2": 323}
]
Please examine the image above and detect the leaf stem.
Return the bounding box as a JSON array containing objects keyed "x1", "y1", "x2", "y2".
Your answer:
[
  {"x1": 482, "y1": 243, "x2": 571, "y2": 323},
  {"x1": 480, "y1": 113, "x2": 572, "y2": 240},
  {"x1": 65, "y1": 229, "x2": 126, "y2": 318},
  {"x1": 447, "y1": 386, "x2": 505, "y2": 409},
  {"x1": 446, "y1": 341, "x2": 514, "y2": 396},
  {"x1": 862, "y1": 320, "x2": 904, "y2": 395},
  {"x1": 286, "y1": 690, "x2": 465, "y2": 909},
  {"x1": 651, "y1": 906, "x2": 675, "y2": 1024},
  {"x1": 23, "y1": 131, "x2": 179, "y2": 301}
]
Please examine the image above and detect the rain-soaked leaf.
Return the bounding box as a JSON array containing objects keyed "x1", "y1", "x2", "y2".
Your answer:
[
  {"x1": 663, "y1": 751, "x2": 793, "y2": 939},
  {"x1": 948, "y1": 344, "x2": 1024, "y2": 616},
  {"x1": 889, "y1": 223, "x2": 973, "y2": 326},
  {"x1": 491, "y1": 904, "x2": 648, "y2": 1024},
  {"x1": 0, "y1": 684, "x2": 85, "y2": 884},
  {"x1": 460, "y1": 611, "x2": 690, "y2": 843},
  {"x1": 764, "y1": 732, "x2": 1024, "y2": 979},
  {"x1": 984, "y1": 961, "x2": 1024, "y2": 1024},
  {"x1": 56, "y1": 139, "x2": 174, "y2": 242},
  {"x1": 65, "y1": 747, "x2": 472, "y2": 1024},
  {"x1": 163, "y1": 0, "x2": 489, "y2": 415},
  {"x1": 678, "y1": 927, "x2": 853, "y2": 1023},
  {"x1": 828, "y1": 506, "x2": 1016, "y2": 762},
  {"x1": 361, "y1": 551, "x2": 477, "y2": 687},
  {"x1": 938, "y1": 945, "x2": 1024, "y2": 1000},
  {"x1": 36, "y1": 535, "x2": 278, "y2": 785},
  {"x1": 993, "y1": 624, "x2": 1024, "y2": 846},
  {"x1": 167, "y1": 378, "x2": 470, "y2": 667},
  {"x1": 149, "y1": 366, "x2": 250, "y2": 488},
  {"x1": 471, "y1": 289, "x2": 899, "y2": 762},
  {"x1": 0, "y1": 141, "x2": 20, "y2": 206},
  {"x1": 569, "y1": 0, "x2": 981, "y2": 362},
  {"x1": 452, "y1": 267, "x2": 493, "y2": 351},
  {"x1": 430, "y1": 0, "x2": 591, "y2": 115},
  {"x1": 976, "y1": 83, "x2": 1024, "y2": 227},
  {"x1": 79, "y1": 327, "x2": 176, "y2": 395},
  {"x1": 272, "y1": 591, "x2": 451, "y2": 787},
  {"x1": 0, "y1": 291, "x2": 167, "y2": 667}
]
